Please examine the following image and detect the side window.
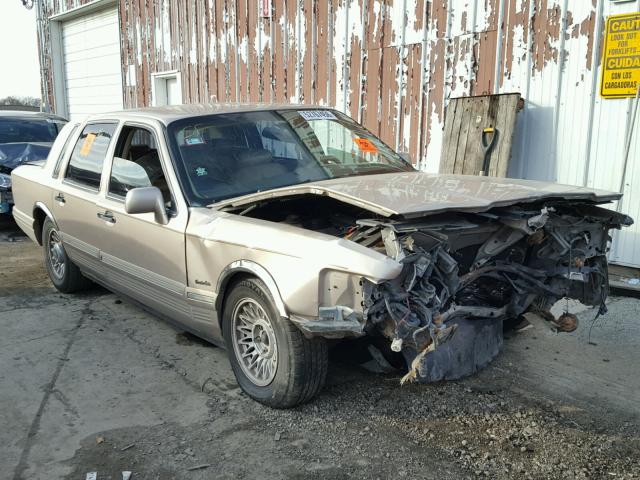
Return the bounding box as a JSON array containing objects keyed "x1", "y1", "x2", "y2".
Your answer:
[
  {"x1": 109, "y1": 126, "x2": 172, "y2": 208},
  {"x1": 65, "y1": 123, "x2": 116, "y2": 189},
  {"x1": 52, "y1": 124, "x2": 79, "y2": 178}
]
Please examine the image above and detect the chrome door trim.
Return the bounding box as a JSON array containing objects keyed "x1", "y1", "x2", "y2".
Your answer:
[
  {"x1": 186, "y1": 289, "x2": 216, "y2": 304},
  {"x1": 100, "y1": 251, "x2": 185, "y2": 296},
  {"x1": 60, "y1": 232, "x2": 100, "y2": 258}
]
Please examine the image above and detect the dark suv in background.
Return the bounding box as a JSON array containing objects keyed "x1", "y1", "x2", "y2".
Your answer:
[{"x1": 0, "y1": 109, "x2": 67, "y2": 214}]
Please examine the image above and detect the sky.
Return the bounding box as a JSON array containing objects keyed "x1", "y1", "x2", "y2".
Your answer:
[{"x1": 0, "y1": 1, "x2": 41, "y2": 99}]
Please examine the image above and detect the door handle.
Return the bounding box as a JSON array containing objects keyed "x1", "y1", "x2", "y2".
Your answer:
[
  {"x1": 97, "y1": 211, "x2": 116, "y2": 224},
  {"x1": 54, "y1": 193, "x2": 65, "y2": 204}
]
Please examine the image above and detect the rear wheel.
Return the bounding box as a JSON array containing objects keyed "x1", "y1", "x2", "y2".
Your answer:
[
  {"x1": 42, "y1": 218, "x2": 92, "y2": 293},
  {"x1": 222, "y1": 278, "x2": 328, "y2": 408}
]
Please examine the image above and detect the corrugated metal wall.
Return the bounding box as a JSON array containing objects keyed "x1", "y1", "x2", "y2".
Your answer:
[{"x1": 38, "y1": 0, "x2": 640, "y2": 266}]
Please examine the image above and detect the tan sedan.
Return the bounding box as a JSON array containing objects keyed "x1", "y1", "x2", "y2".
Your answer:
[{"x1": 11, "y1": 104, "x2": 631, "y2": 407}]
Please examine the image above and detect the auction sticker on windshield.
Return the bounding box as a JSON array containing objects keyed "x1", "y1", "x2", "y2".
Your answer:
[
  {"x1": 354, "y1": 138, "x2": 378, "y2": 153},
  {"x1": 600, "y1": 12, "x2": 640, "y2": 98},
  {"x1": 298, "y1": 110, "x2": 337, "y2": 121}
]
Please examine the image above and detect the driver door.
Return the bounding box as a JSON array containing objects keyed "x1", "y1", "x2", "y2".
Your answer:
[{"x1": 92, "y1": 123, "x2": 198, "y2": 330}]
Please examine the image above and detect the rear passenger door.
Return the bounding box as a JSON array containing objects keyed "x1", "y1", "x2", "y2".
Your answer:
[{"x1": 52, "y1": 122, "x2": 117, "y2": 275}]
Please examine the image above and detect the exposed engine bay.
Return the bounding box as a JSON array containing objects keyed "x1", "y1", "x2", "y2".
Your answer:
[{"x1": 223, "y1": 194, "x2": 633, "y2": 382}]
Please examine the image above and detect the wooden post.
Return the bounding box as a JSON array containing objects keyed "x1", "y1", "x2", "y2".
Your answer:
[{"x1": 439, "y1": 93, "x2": 521, "y2": 177}]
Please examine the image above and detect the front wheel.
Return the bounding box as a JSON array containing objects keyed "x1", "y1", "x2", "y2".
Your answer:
[
  {"x1": 222, "y1": 278, "x2": 328, "y2": 408},
  {"x1": 42, "y1": 218, "x2": 92, "y2": 293}
]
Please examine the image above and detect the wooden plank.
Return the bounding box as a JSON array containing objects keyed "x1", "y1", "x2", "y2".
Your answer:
[
  {"x1": 379, "y1": 46, "x2": 399, "y2": 149},
  {"x1": 452, "y1": 98, "x2": 474, "y2": 174},
  {"x1": 362, "y1": 47, "x2": 381, "y2": 134},
  {"x1": 315, "y1": 0, "x2": 330, "y2": 105},
  {"x1": 286, "y1": 0, "x2": 298, "y2": 102},
  {"x1": 439, "y1": 96, "x2": 459, "y2": 173},
  {"x1": 490, "y1": 94, "x2": 521, "y2": 176},
  {"x1": 214, "y1": 0, "x2": 227, "y2": 101},
  {"x1": 236, "y1": 0, "x2": 249, "y2": 102},
  {"x1": 301, "y1": 0, "x2": 315, "y2": 104},
  {"x1": 247, "y1": 0, "x2": 260, "y2": 103},
  {"x1": 461, "y1": 96, "x2": 491, "y2": 174},
  {"x1": 440, "y1": 93, "x2": 521, "y2": 176},
  {"x1": 348, "y1": 0, "x2": 364, "y2": 119},
  {"x1": 404, "y1": 43, "x2": 423, "y2": 163}
]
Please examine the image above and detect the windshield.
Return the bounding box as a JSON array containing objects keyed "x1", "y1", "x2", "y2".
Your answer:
[
  {"x1": 167, "y1": 109, "x2": 414, "y2": 205},
  {"x1": 0, "y1": 117, "x2": 65, "y2": 144}
]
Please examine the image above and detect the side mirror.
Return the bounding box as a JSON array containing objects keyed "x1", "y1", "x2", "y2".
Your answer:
[{"x1": 125, "y1": 187, "x2": 169, "y2": 225}]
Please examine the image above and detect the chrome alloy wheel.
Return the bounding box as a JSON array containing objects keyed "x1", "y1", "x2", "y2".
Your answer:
[
  {"x1": 231, "y1": 298, "x2": 278, "y2": 386},
  {"x1": 48, "y1": 229, "x2": 65, "y2": 280}
]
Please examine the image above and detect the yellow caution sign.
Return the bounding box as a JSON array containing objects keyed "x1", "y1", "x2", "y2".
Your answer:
[{"x1": 600, "y1": 12, "x2": 640, "y2": 99}]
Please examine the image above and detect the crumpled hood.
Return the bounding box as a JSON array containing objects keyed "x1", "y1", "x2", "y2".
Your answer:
[
  {"x1": 0, "y1": 142, "x2": 52, "y2": 172},
  {"x1": 213, "y1": 171, "x2": 621, "y2": 217}
]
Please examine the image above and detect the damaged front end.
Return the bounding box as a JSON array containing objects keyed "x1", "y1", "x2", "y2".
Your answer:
[
  {"x1": 219, "y1": 191, "x2": 632, "y2": 383},
  {"x1": 354, "y1": 203, "x2": 632, "y2": 383}
]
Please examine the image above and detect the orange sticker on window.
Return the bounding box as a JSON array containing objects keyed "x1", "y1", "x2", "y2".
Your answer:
[
  {"x1": 79, "y1": 133, "x2": 96, "y2": 157},
  {"x1": 354, "y1": 138, "x2": 378, "y2": 153}
]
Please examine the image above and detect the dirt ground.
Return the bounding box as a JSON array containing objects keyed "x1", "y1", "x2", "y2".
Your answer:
[{"x1": 1, "y1": 216, "x2": 639, "y2": 480}]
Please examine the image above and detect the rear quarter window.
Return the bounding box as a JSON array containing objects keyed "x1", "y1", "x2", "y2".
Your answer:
[{"x1": 50, "y1": 123, "x2": 79, "y2": 177}]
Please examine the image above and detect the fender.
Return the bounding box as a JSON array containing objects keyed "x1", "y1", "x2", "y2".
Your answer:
[
  {"x1": 34, "y1": 201, "x2": 58, "y2": 228},
  {"x1": 28, "y1": 201, "x2": 58, "y2": 244},
  {"x1": 216, "y1": 259, "x2": 288, "y2": 318}
]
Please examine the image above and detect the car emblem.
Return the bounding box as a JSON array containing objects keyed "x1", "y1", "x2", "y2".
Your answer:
[{"x1": 195, "y1": 167, "x2": 208, "y2": 176}]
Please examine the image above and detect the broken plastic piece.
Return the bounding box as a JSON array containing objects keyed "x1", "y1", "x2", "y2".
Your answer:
[{"x1": 390, "y1": 338, "x2": 403, "y2": 352}]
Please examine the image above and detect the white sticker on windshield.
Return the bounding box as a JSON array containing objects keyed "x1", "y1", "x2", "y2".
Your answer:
[{"x1": 298, "y1": 110, "x2": 337, "y2": 121}]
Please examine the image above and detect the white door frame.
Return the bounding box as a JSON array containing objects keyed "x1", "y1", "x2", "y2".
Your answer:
[
  {"x1": 48, "y1": 0, "x2": 122, "y2": 119},
  {"x1": 151, "y1": 70, "x2": 183, "y2": 106}
]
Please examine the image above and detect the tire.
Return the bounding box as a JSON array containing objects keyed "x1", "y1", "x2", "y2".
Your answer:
[
  {"x1": 42, "y1": 217, "x2": 92, "y2": 293},
  {"x1": 222, "y1": 278, "x2": 328, "y2": 408}
]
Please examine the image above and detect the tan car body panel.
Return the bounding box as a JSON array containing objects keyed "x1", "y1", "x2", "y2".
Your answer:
[
  {"x1": 211, "y1": 172, "x2": 621, "y2": 218},
  {"x1": 10, "y1": 105, "x2": 622, "y2": 346},
  {"x1": 185, "y1": 208, "x2": 402, "y2": 318}
]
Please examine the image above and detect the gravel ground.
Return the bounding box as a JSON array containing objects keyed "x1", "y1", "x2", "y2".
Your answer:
[{"x1": 1, "y1": 217, "x2": 639, "y2": 479}]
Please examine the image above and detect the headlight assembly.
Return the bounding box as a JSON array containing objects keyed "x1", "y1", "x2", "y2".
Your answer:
[{"x1": 0, "y1": 173, "x2": 11, "y2": 190}]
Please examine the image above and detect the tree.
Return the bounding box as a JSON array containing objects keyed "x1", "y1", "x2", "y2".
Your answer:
[{"x1": 0, "y1": 96, "x2": 41, "y2": 107}]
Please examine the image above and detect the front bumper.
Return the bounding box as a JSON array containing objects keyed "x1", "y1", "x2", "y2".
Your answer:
[{"x1": 289, "y1": 306, "x2": 365, "y2": 339}]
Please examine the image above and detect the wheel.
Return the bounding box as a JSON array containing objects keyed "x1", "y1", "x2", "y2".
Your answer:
[
  {"x1": 42, "y1": 218, "x2": 92, "y2": 293},
  {"x1": 222, "y1": 278, "x2": 328, "y2": 408}
]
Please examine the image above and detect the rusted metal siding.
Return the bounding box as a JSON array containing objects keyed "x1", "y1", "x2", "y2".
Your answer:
[
  {"x1": 37, "y1": 0, "x2": 640, "y2": 266},
  {"x1": 38, "y1": 0, "x2": 604, "y2": 167}
]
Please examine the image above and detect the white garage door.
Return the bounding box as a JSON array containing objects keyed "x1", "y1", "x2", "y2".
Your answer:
[{"x1": 62, "y1": 8, "x2": 123, "y2": 120}]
